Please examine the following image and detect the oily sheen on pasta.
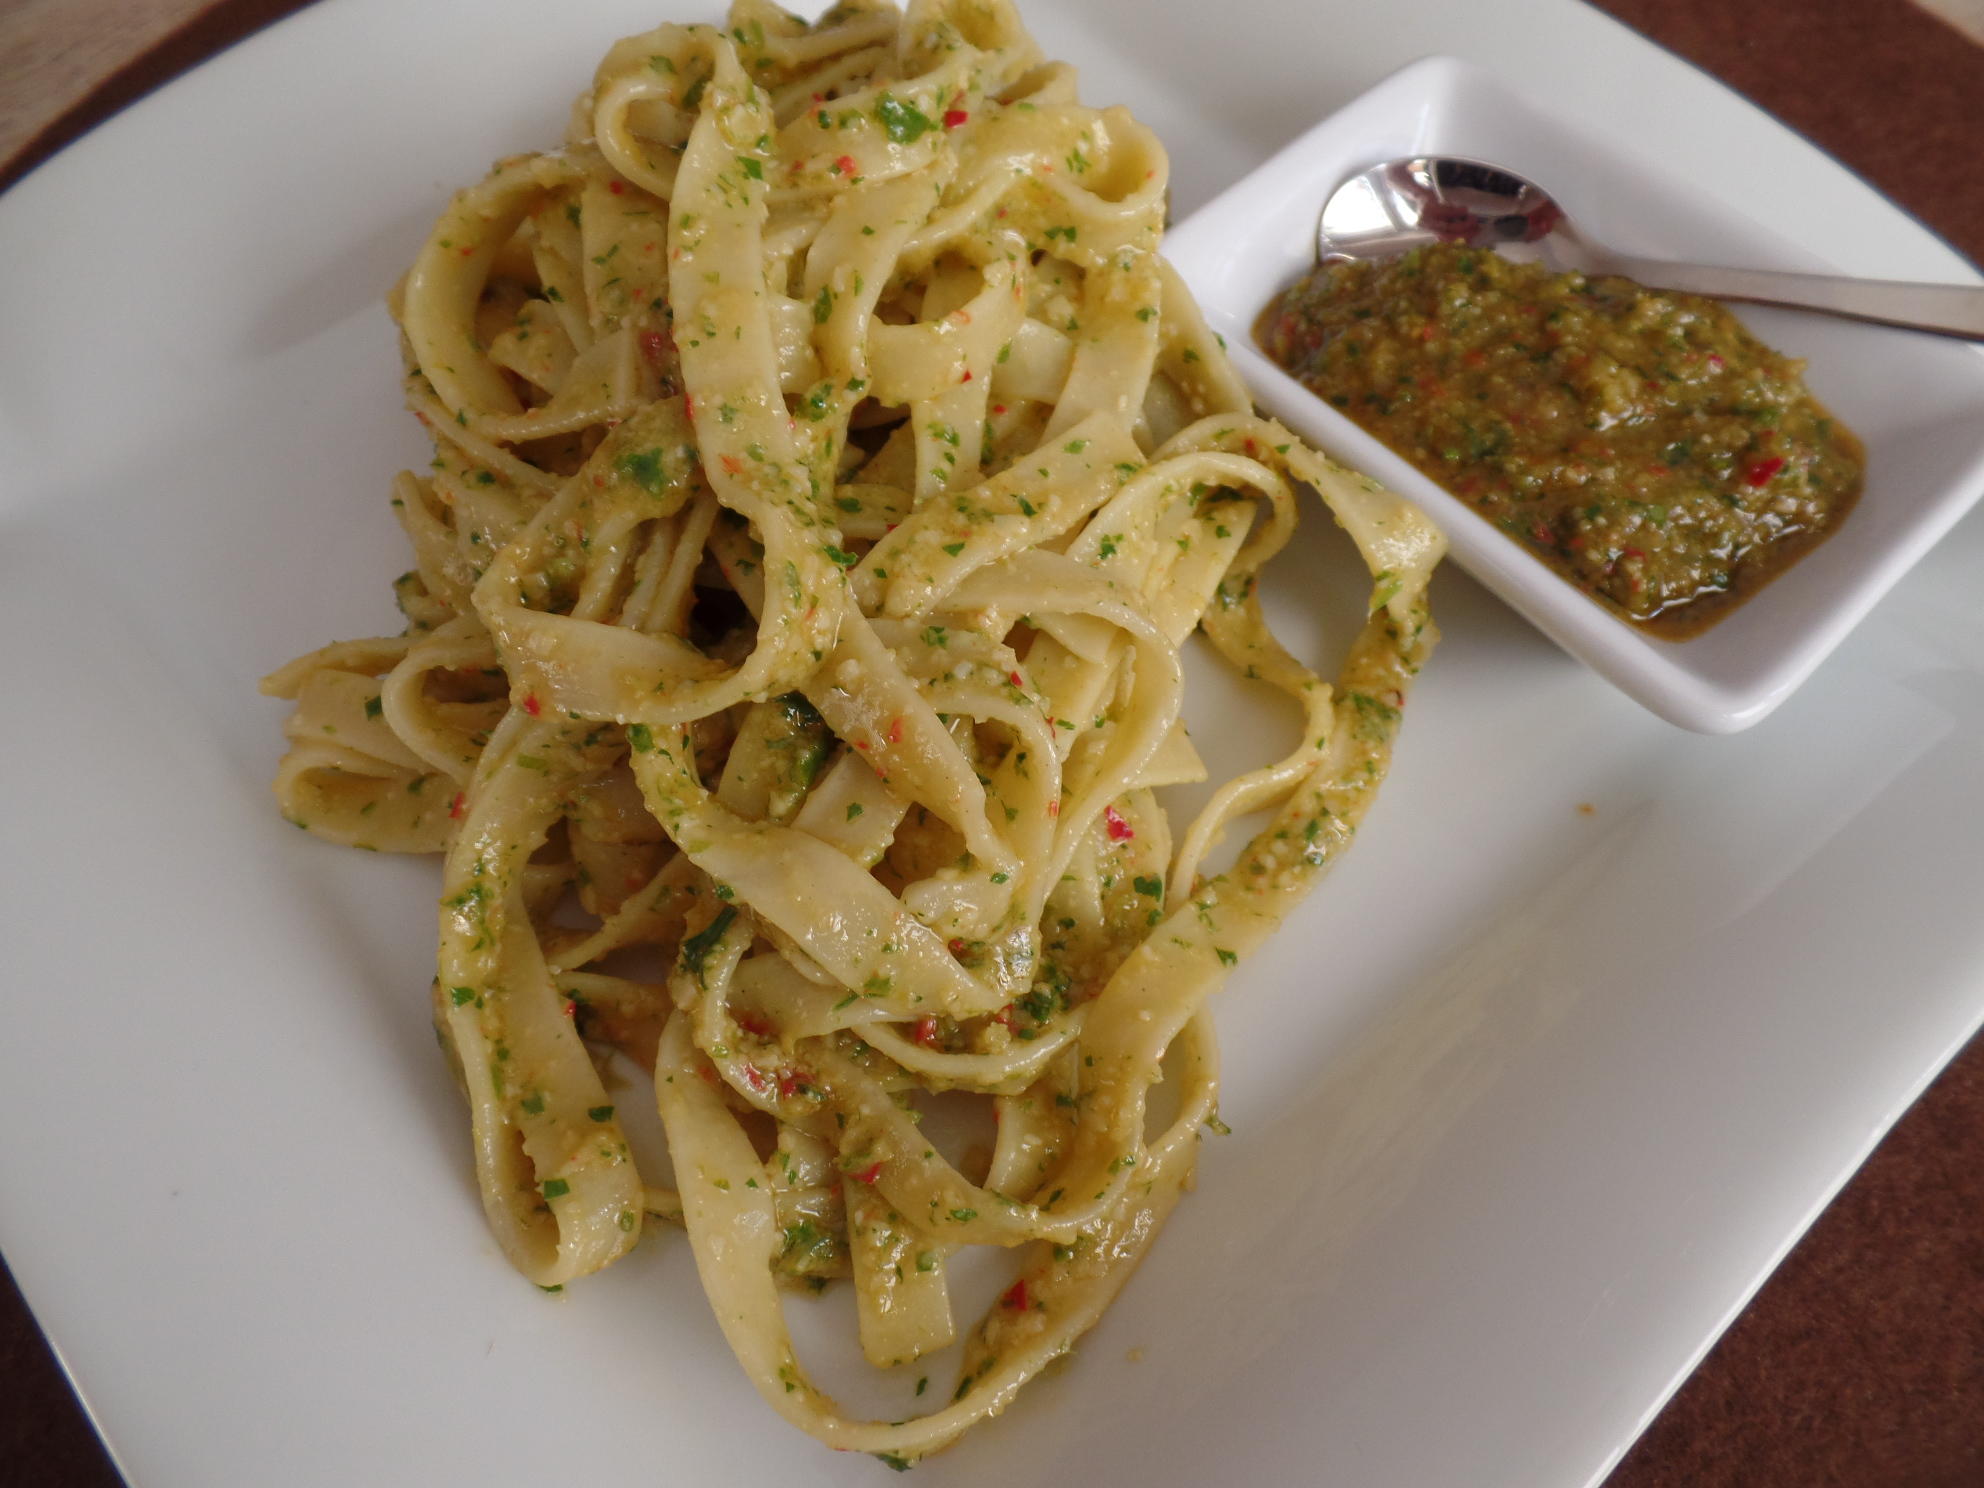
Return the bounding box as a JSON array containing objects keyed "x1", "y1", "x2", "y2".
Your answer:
[{"x1": 262, "y1": 0, "x2": 1443, "y2": 1464}]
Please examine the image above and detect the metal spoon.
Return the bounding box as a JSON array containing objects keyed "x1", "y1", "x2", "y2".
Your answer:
[{"x1": 1318, "y1": 156, "x2": 1984, "y2": 339}]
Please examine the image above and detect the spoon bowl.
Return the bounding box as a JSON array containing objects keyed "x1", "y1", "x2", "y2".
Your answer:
[
  {"x1": 1319, "y1": 156, "x2": 1562, "y2": 262},
  {"x1": 1319, "y1": 155, "x2": 1984, "y2": 339}
]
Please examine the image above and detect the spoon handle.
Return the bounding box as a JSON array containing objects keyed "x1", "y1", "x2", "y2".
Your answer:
[{"x1": 1596, "y1": 253, "x2": 1984, "y2": 339}]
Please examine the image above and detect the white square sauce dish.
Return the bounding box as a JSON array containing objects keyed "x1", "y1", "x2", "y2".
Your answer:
[{"x1": 1165, "y1": 55, "x2": 1984, "y2": 733}]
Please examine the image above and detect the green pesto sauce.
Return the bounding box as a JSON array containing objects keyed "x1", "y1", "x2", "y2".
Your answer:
[{"x1": 1258, "y1": 243, "x2": 1864, "y2": 637}]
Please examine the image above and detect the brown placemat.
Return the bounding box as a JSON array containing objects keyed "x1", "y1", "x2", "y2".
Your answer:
[
  {"x1": 0, "y1": 0, "x2": 307, "y2": 196},
  {"x1": 1605, "y1": 1034, "x2": 1984, "y2": 1488},
  {"x1": 1591, "y1": 0, "x2": 1984, "y2": 274},
  {"x1": 2, "y1": 3, "x2": 1982, "y2": 1485}
]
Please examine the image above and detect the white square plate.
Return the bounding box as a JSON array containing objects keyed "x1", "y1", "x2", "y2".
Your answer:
[
  {"x1": 4, "y1": 4, "x2": 1984, "y2": 1487},
  {"x1": 1166, "y1": 56, "x2": 1984, "y2": 732}
]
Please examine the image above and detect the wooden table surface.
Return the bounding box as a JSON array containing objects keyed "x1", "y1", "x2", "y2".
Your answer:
[{"x1": 3, "y1": 2, "x2": 1981, "y2": 1484}]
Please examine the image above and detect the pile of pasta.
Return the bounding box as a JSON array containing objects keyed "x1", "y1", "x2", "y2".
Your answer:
[{"x1": 262, "y1": 0, "x2": 1442, "y2": 1464}]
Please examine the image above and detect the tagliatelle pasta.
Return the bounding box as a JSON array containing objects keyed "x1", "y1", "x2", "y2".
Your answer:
[{"x1": 260, "y1": 0, "x2": 1443, "y2": 1464}]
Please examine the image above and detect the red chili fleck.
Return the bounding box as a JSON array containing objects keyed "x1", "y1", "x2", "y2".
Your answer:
[
  {"x1": 999, "y1": 1279, "x2": 1030, "y2": 1310},
  {"x1": 1621, "y1": 546, "x2": 1646, "y2": 561},
  {"x1": 521, "y1": 693, "x2": 542, "y2": 717},
  {"x1": 563, "y1": 1000, "x2": 577, "y2": 1018},
  {"x1": 777, "y1": 1068, "x2": 807, "y2": 1099},
  {"x1": 961, "y1": 369, "x2": 973, "y2": 382},
  {"x1": 449, "y1": 791, "x2": 466, "y2": 820},
  {"x1": 682, "y1": 393, "x2": 695, "y2": 424},
  {"x1": 1047, "y1": 799, "x2": 1060, "y2": 818},
  {"x1": 608, "y1": 179, "x2": 625, "y2": 194},
  {"x1": 886, "y1": 716, "x2": 904, "y2": 745},
  {"x1": 1707, "y1": 354, "x2": 1725, "y2": 371},
  {"x1": 853, "y1": 1162, "x2": 883, "y2": 1185},
  {"x1": 458, "y1": 245, "x2": 474, "y2": 257},
  {"x1": 1646, "y1": 463, "x2": 1670, "y2": 476},
  {"x1": 913, "y1": 1017, "x2": 939, "y2": 1046},
  {"x1": 1009, "y1": 670, "x2": 1025, "y2": 688},
  {"x1": 698, "y1": 1064, "x2": 719, "y2": 1085},
  {"x1": 833, "y1": 154, "x2": 857, "y2": 176},
  {"x1": 1744, "y1": 456, "x2": 1786, "y2": 487},
  {"x1": 639, "y1": 330, "x2": 670, "y2": 370},
  {"x1": 943, "y1": 108, "x2": 970, "y2": 129},
  {"x1": 854, "y1": 739, "x2": 870, "y2": 751},
  {"x1": 734, "y1": 1011, "x2": 774, "y2": 1039},
  {"x1": 1417, "y1": 325, "x2": 1435, "y2": 342},
  {"x1": 1104, "y1": 805, "x2": 1135, "y2": 841},
  {"x1": 992, "y1": 1005, "x2": 1016, "y2": 1029},
  {"x1": 992, "y1": 404, "x2": 1007, "y2": 415},
  {"x1": 948, "y1": 938, "x2": 969, "y2": 957},
  {"x1": 741, "y1": 1064, "x2": 768, "y2": 1094},
  {"x1": 1530, "y1": 521, "x2": 1554, "y2": 547},
  {"x1": 721, "y1": 454, "x2": 744, "y2": 475}
]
